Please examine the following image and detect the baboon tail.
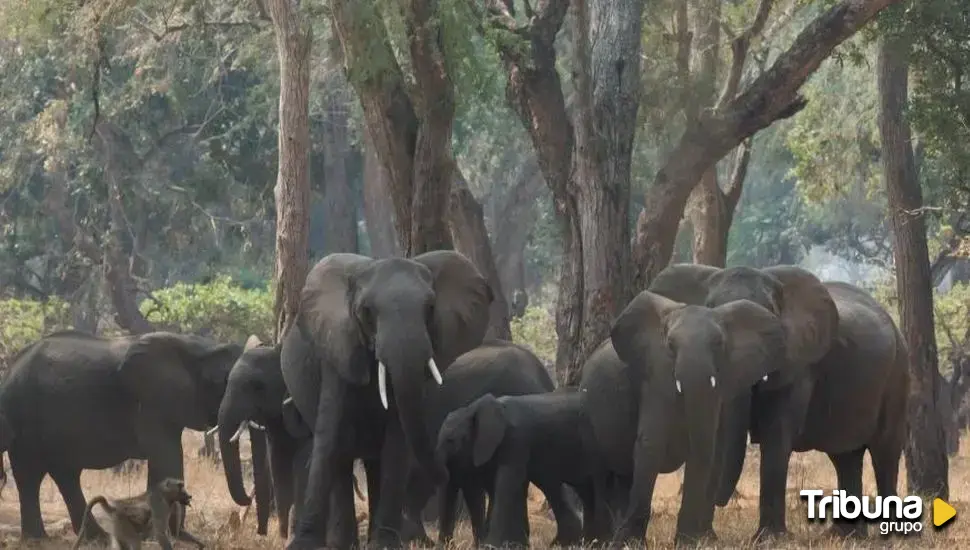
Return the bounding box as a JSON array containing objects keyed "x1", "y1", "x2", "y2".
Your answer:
[{"x1": 72, "y1": 496, "x2": 111, "y2": 550}]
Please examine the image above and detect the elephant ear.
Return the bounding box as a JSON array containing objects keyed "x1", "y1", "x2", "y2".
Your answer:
[
  {"x1": 299, "y1": 253, "x2": 375, "y2": 386},
  {"x1": 412, "y1": 250, "x2": 493, "y2": 369},
  {"x1": 712, "y1": 300, "x2": 788, "y2": 397},
  {"x1": 471, "y1": 395, "x2": 507, "y2": 467},
  {"x1": 762, "y1": 266, "x2": 839, "y2": 370},
  {"x1": 118, "y1": 332, "x2": 241, "y2": 430},
  {"x1": 610, "y1": 290, "x2": 684, "y2": 381},
  {"x1": 648, "y1": 263, "x2": 721, "y2": 305}
]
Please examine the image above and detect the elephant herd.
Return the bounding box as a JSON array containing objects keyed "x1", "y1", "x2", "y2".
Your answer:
[{"x1": 0, "y1": 250, "x2": 910, "y2": 549}]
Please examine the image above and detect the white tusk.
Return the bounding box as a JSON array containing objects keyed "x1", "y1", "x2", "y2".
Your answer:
[
  {"x1": 675, "y1": 380, "x2": 682, "y2": 394},
  {"x1": 763, "y1": 374, "x2": 769, "y2": 382},
  {"x1": 229, "y1": 421, "x2": 248, "y2": 443},
  {"x1": 205, "y1": 426, "x2": 218, "y2": 437},
  {"x1": 378, "y1": 361, "x2": 389, "y2": 410},
  {"x1": 710, "y1": 376, "x2": 716, "y2": 388},
  {"x1": 283, "y1": 396, "x2": 293, "y2": 406},
  {"x1": 248, "y1": 421, "x2": 266, "y2": 431},
  {"x1": 428, "y1": 357, "x2": 443, "y2": 385}
]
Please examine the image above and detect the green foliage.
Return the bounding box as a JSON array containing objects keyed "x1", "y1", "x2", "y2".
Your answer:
[
  {"x1": 0, "y1": 297, "x2": 72, "y2": 373},
  {"x1": 140, "y1": 275, "x2": 274, "y2": 344},
  {"x1": 509, "y1": 306, "x2": 556, "y2": 365}
]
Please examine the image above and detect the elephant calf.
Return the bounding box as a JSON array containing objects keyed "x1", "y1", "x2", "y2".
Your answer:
[{"x1": 436, "y1": 389, "x2": 606, "y2": 549}]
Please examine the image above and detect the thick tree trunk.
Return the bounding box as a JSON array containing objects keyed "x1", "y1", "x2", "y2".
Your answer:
[
  {"x1": 448, "y1": 167, "x2": 511, "y2": 340},
  {"x1": 330, "y1": 0, "x2": 454, "y2": 257},
  {"x1": 631, "y1": 0, "x2": 904, "y2": 289},
  {"x1": 688, "y1": 142, "x2": 750, "y2": 266},
  {"x1": 363, "y1": 132, "x2": 401, "y2": 258},
  {"x1": 493, "y1": 162, "x2": 543, "y2": 314},
  {"x1": 878, "y1": 36, "x2": 949, "y2": 499},
  {"x1": 266, "y1": 0, "x2": 312, "y2": 342},
  {"x1": 321, "y1": 85, "x2": 359, "y2": 254}
]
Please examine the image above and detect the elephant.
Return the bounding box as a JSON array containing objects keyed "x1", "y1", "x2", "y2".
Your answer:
[
  {"x1": 436, "y1": 388, "x2": 608, "y2": 549},
  {"x1": 280, "y1": 251, "x2": 493, "y2": 550},
  {"x1": 648, "y1": 264, "x2": 908, "y2": 540},
  {"x1": 215, "y1": 335, "x2": 364, "y2": 543},
  {"x1": 398, "y1": 339, "x2": 571, "y2": 548},
  {"x1": 0, "y1": 329, "x2": 246, "y2": 543},
  {"x1": 584, "y1": 283, "x2": 809, "y2": 546}
]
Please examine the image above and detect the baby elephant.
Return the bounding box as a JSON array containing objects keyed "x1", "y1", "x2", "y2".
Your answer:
[{"x1": 436, "y1": 389, "x2": 608, "y2": 548}]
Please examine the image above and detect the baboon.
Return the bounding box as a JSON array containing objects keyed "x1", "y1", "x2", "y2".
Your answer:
[{"x1": 72, "y1": 477, "x2": 204, "y2": 550}]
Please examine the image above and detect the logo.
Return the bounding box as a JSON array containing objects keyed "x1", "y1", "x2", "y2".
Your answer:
[{"x1": 800, "y1": 490, "x2": 956, "y2": 535}]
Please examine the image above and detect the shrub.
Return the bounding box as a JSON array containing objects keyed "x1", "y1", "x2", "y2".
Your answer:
[
  {"x1": 0, "y1": 297, "x2": 72, "y2": 374},
  {"x1": 510, "y1": 306, "x2": 557, "y2": 366},
  {"x1": 140, "y1": 275, "x2": 274, "y2": 344}
]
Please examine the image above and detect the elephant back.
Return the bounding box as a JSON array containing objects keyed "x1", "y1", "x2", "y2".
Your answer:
[{"x1": 579, "y1": 340, "x2": 638, "y2": 475}]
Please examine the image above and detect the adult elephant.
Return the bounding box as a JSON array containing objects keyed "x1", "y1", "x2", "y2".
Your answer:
[
  {"x1": 216, "y1": 336, "x2": 364, "y2": 543},
  {"x1": 0, "y1": 329, "x2": 244, "y2": 542},
  {"x1": 711, "y1": 280, "x2": 910, "y2": 539},
  {"x1": 281, "y1": 251, "x2": 492, "y2": 550},
  {"x1": 399, "y1": 339, "x2": 573, "y2": 548}
]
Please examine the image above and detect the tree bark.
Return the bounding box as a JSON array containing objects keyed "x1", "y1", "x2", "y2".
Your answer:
[
  {"x1": 493, "y1": 161, "x2": 543, "y2": 312},
  {"x1": 631, "y1": 0, "x2": 904, "y2": 289},
  {"x1": 878, "y1": 36, "x2": 949, "y2": 499},
  {"x1": 479, "y1": 0, "x2": 643, "y2": 384},
  {"x1": 448, "y1": 166, "x2": 512, "y2": 340},
  {"x1": 688, "y1": 141, "x2": 750, "y2": 266},
  {"x1": 330, "y1": 0, "x2": 454, "y2": 256},
  {"x1": 363, "y1": 131, "x2": 401, "y2": 258},
  {"x1": 320, "y1": 85, "x2": 359, "y2": 254},
  {"x1": 266, "y1": 0, "x2": 312, "y2": 343}
]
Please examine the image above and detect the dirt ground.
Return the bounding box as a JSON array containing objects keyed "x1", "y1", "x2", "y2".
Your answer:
[{"x1": 1, "y1": 431, "x2": 969, "y2": 549}]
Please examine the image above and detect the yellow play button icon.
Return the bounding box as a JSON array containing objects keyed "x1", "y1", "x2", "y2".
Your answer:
[{"x1": 933, "y1": 498, "x2": 956, "y2": 527}]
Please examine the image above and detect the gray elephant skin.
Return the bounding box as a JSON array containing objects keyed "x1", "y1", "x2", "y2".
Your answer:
[
  {"x1": 0, "y1": 329, "x2": 244, "y2": 542},
  {"x1": 399, "y1": 339, "x2": 572, "y2": 547},
  {"x1": 280, "y1": 251, "x2": 492, "y2": 550},
  {"x1": 436, "y1": 388, "x2": 608, "y2": 549},
  {"x1": 217, "y1": 337, "x2": 364, "y2": 544}
]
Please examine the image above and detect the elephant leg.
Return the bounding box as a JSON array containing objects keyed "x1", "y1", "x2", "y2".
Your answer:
[
  {"x1": 826, "y1": 448, "x2": 867, "y2": 538},
  {"x1": 141, "y1": 423, "x2": 187, "y2": 540},
  {"x1": 326, "y1": 464, "x2": 360, "y2": 550},
  {"x1": 288, "y1": 385, "x2": 344, "y2": 550},
  {"x1": 10, "y1": 456, "x2": 48, "y2": 540},
  {"x1": 362, "y1": 457, "x2": 381, "y2": 540},
  {"x1": 435, "y1": 481, "x2": 460, "y2": 547},
  {"x1": 482, "y1": 463, "x2": 531, "y2": 549},
  {"x1": 271, "y1": 436, "x2": 299, "y2": 540},
  {"x1": 461, "y1": 481, "x2": 488, "y2": 546},
  {"x1": 534, "y1": 480, "x2": 582, "y2": 547},
  {"x1": 49, "y1": 467, "x2": 109, "y2": 542},
  {"x1": 401, "y1": 465, "x2": 433, "y2": 547},
  {"x1": 870, "y1": 441, "x2": 902, "y2": 498},
  {"x1": 369, "y1": 417, "x2": 409, "y2": 549},
  {"x1": 579, "y1": 481, "x2": 610, "y2": 545}
]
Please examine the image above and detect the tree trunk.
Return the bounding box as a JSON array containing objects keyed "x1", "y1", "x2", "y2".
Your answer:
[
  {"x1": 321, "y1": 85, "x2": 359, "y2": 254},
  {"x1": 330, "y1": 0, "x2": 454, "y2": 257},
  {"x1": 362, "y1": 131, "x2": 400, "y2": 257},
  {"x1": 266, "y1": 0, "x2": 312, "y2": 342},
  {"x1": 493, "y1": 162, "x2": 543, "y2": 314},
  {"x1": 447, "y1": 166, "x2": 511, "y2": 340},
  {"x1": 688, "y1": 142, "x2": 750, "y2": 266},
  {"x1": 878, "y1": 36, "x2": 949, "y2": 499},
  {"x1": 631, "y1": 0, "x2": 904, "y2": 289}
]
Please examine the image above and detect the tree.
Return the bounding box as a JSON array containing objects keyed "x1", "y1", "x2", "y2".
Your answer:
[
  {"x1": 877, "y1": 34, "x2": 949, "y2": 499},
  {"x1": 265, "y1": 0, "x2": 313, "y2": 342},
  {"x1": 631, "y1": 0, "x2": 906, "y2": 289}
]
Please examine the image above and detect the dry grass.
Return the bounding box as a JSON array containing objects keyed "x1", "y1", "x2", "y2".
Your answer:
[{"x1": 1, "y1": 431, "x2": 969, "y2": 549}]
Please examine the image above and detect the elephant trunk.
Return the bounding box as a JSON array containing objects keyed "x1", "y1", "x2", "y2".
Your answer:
[
  {"x1": 714, "y1": 391, "x2": 752, "y2": 506},
  {"x1": 679, "y1": 371, "x2": 720, "y2": 535},
  {"x1": 217, "y1": 403, "x2": 253, "y2": 507},
  {"x1": 378, "y1": 333, "x2": 445, "y2": 485}
]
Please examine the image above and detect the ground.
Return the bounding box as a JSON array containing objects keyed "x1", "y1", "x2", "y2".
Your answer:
[{"x1": 1, "y1": 432, "x2": 968, "y2": 549}]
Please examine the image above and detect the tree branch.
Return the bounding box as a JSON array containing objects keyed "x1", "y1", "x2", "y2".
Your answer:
[
  {"x1": 724, "y1": 138, "x2": 752, "y2": 210},
  {"x1": 715, "y1": 0, "x2": 775, "y2": 109}
]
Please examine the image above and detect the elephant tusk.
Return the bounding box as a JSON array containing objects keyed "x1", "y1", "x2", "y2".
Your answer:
[
  {"x1": 282, "y1": 396, "x2": 293, "y2": 406},
  {"x1": 229, "y1": 421, "x2": 248, "y2": 443},
  {"x1": 378, "y1": 361, "x2": 389, "y2": 410},
  {"x1": 710, "y1": 376, "x2": 716, "y2": 388},
  {"x1": 248, "y1": 421, "x2": 266, "y2": 431},
  {"x1": 428, "y1": 357, "x2": 443, "y2": 385},
  {"x1": 675, "y1": 379, "x2": 682, "y2": 394},
  {"x1": 205, "y1": 426, "x2": 219, "y2": 437},
  {"x1": 763, "y1": 374, "x2": 769, "y2": 382}
]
